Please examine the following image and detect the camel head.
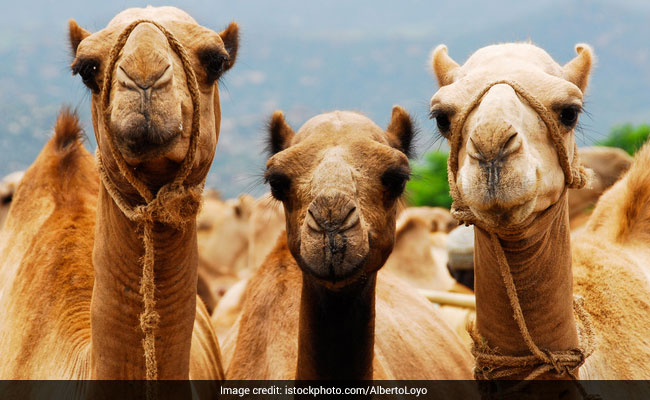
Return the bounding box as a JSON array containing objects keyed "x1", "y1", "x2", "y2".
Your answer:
[
  {"x1": 69, "y1": 6, "x2": 238, "y2": 188},
  {"x1": 265, "y1": 107, "x2": 415, "y2": 288},
  {"x1": 430, "y1": 43, "x2": 593, "y2": 228}
]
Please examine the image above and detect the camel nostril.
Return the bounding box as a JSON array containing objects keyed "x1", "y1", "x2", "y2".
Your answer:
[
  {"x1": 339, "y1": 206, "x2": 360, "y2": 232},
  {"x1": 306, "y1": 210, "x2": 323, "y2": 232},
  {"x1": 117, "y1": 64, "x2": 172, "y2": 92},
  {"x1": 151, "y1": 64, "x2": 173, "y2": 90},
  {"x1": 307, "y1": 195, "x2": 359, "y2": 234},
  {"x1": 468, "y1": 137, "x2": 485, "y2": 161},
  {"x1": 499, "y1": 131, "x2": 522, "y2": 159}
]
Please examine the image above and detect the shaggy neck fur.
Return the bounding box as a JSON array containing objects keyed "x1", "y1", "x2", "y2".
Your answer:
[
  {"x1": 474, "y1": 192, "x2": 579, "y2": 377},
  {"x1": 91, "y1": 184, "x2": 197, "y2": 379},
  {"x1": 296, "y1": 273, "x2": 376, "y2": 380}
]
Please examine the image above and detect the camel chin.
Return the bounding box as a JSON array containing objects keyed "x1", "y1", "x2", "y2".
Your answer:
[{"x1": 468, "y1": 199, "x2": 536, "y2": 228}]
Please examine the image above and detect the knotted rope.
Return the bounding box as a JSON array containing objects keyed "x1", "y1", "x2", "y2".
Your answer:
[
  {"x1": 96, "y1": 19, "x2": 203, "y2": 388},
  {"x1": 441, "y1": 80, "x2": 596, "y2": 388}
]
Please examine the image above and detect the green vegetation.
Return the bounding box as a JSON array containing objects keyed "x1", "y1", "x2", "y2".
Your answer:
[
  {"x1": 597, "y1": 124, "x2": 650, "y2": 155},
  {"x1": 406, "y1": 150, "x2": 452, "y2": 208}
]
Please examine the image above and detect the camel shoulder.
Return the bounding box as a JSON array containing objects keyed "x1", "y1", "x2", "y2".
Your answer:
[{"x1": 225, "y1": 232, "x2": 300, "y2": 379}]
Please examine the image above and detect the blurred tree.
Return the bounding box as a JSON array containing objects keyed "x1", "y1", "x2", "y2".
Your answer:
[
  {"x1": 597, "y1": 124, "x2": 650, "y2": 155},
  {"x1": 405, "y1": 150, "x2": 452, "y2": 208}
]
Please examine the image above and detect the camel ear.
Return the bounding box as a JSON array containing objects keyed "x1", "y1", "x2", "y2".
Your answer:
[
  {"x1": 564, "y1": 44, "x2": 594, "y2": 93},
  {"x1": 234, "y1": 194, "x2": 253, "y2": 219},
  {"x1": 68, "y1": 19, "x2": 90, "y2": 55},
  {"x1": 431, "y1": 45, "x2": 459, "y2": 87},
  {"x1": 218, "y1": 22, "x2": 239, "y2": 72},
  {"x1": 267, "y1": 111, "x2": 295, "y2": 156},
  {"x1": 386, "y1": 106, "x2": 416, "y2": 159}
]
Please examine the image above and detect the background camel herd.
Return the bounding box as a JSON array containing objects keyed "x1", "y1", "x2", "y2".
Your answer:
[{"x1": 0, "y1": 4, "x2": 649, "y2": 399}]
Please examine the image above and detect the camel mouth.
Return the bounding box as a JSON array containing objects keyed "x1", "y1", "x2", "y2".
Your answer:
[
  {"x1": 297, "y1": 250, "x2": 370, "y2": 288},
  {"x1": 111, "y1": 114, "x2": 184, "y2": 164},
  {"x1": 296, "y1": 229, "x2": 371, "y2": 288}
]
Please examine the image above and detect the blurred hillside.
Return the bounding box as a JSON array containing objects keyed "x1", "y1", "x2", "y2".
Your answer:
[{"x1": 1, "y1": 0, "x2": 649, "y2": 197}]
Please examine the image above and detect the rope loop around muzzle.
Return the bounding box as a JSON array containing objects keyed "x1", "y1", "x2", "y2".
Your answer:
[
  {"x1": 95, "y1": 19, "x2": 204, "y2": 387},
  {"x1": 446, "y1": 79, "x2": 590, "y2": 226}
]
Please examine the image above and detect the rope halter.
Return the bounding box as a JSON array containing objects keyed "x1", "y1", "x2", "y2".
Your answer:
[
  {"x1": 440, "y1": 79, "x2": 596, "y2": 388},
  {"x1": 96, "y1": 19, "x2": 204, "y2": 386},
  {"x1": 445, "y1": 79, "x2": 590, "y2": 227}
]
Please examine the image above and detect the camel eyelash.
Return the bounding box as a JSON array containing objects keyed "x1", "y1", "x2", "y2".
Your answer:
[{"x1": 71, "y1": 57, "x2": 101, "y2": 93}]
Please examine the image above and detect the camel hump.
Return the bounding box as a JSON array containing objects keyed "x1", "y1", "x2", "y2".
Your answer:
[
  {"x1": 52, "y1": 106, "x2": 85, "y2": 153},
  {"x1": 612, "y1": 141, "x2": 650, "y2": 241},
  {"x1": 46, "y1": 106, "x2": 94, "y2": 183}
]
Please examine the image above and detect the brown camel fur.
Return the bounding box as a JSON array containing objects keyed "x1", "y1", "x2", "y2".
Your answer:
[
  {"x1": 0, "y1": 5, "x2": 238, "y2": 381},
  {"x1": 431, "y1": 42, "x2": 650, "y2": 384},
  {"x1": 569, "y1": 146, "x2": 632, "y2": 230},
  {"x1": 224, "y1": 108, "x2": 474, "y2": 384},
  {"x1": 209, "y1": 194, "x2": 284, "y2": 340}
]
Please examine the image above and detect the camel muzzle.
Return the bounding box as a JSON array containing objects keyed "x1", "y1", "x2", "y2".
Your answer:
[{"x1": 299, "y1": 193, "x2": 369, "y2": 284}]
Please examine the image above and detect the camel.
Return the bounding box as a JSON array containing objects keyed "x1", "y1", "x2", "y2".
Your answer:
[
  {"x1": 212, "y1": 204, "x2": 465, "y2": 343},
  {"x1": 196, "y1": 192, "x2": 254, "y2": 309},
  {"x1": 568, "y1": 146, "x2": 632, "y2": 230},
  {"x1": 0, "y1": 171, "x2": 24, "y2": 230},
  {"x1": 383, "y1": 206, "x2": 457, "y2": 291},
  {"x1": 195, "y1": 192, "x2": 283, "y2": 316},
  {"x1": 223, "y1": 107, "x2": 474, "y2": 386},
  {"x1": 209, "y1": 194, "x2": 284, "y2": 339},
  {"x1": 246, "y1": 193, "x2": 285, "y2": 271},
  {"x1": 0, "y1": 6, "x2": 238, "y2": 383},
  {"x1": 430, "y1": 42, "x2": 650, "y2": 388}
]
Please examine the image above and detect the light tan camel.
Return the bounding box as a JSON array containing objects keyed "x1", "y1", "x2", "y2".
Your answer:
[
  {"x1": 247, "y1": 193, "x2": 285, "y2": 271},
  {"x1": 223, "y1": 108, "x2": 474, "y2": 385},
  {"x1": 196, "y1": 193, "x2": 254, "y2": 307},
  {"x1": 431, "y1": 42, "x2": 650, "y2": 385},
  {"x1": 209, "y1": 194, "x2": 284, "y2": 339},
  {"x1": 0, "y1": 6, "x2": 238, "y2": 381},
  {"x1": 569, "y1": 146, "x2": 632, "y2": 230},
  {"x1": 383, "y1": 206, "x2": 457, "y2": 291}
]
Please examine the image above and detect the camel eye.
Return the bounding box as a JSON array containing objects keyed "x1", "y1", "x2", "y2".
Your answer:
[
  {"x1": 265, "y1": 171, "x2": 291, "y2": 202},
  {"x1": 559, "y1": 105, "x2": 580, "y2": 128},
  {"x1": 430, "y1": 110, "x2": 451, "y2": 137},
  {"x1": 72, "y1": 58, "x2": 100, "y2": 93},
  {"x1": 381, "y1": 168, "x2": 410, "y2": 200},
  {"x1": 197, "y1": 48, "x2": 230, "y2": 85}
]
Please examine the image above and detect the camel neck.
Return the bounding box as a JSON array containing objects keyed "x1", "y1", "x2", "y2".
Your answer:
[
  {"x1": 474, "y1": 194, "x2": 578, "y2": 371},
  {"x1": 90, "y1": 184, "x2": 197, "y2": 379},
  {"x1": 296, "y1": 273, "x2": 376, "y2": 380}
]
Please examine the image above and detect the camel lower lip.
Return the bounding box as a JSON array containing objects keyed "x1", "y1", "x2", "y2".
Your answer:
[
  {"x1": 469, "y1": 199, "x2": 534, "y2": 228},
  {"x1": 300, "y1": 254, "x2": 368, "y2": 284}
]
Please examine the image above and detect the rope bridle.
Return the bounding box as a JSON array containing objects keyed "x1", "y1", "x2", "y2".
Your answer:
[
  {"x1": 96, "y1": 19, "x2": 204, "y2": 389},
  {"x1": 442, "y1": 80, "x2": 596, "y2": 390}
]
